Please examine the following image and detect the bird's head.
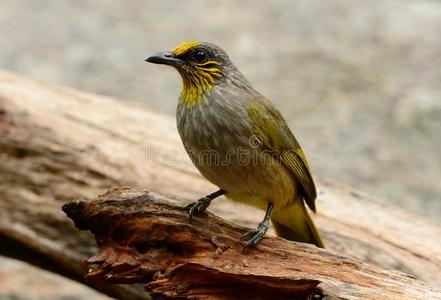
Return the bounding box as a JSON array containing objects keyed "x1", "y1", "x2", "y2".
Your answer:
[{"x1": 146, "y1": 40, "x2": 242, "y2": 108}]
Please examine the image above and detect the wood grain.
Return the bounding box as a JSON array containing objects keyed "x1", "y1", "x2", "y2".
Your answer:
[
  {"x1": 0, "y1": 69, "x2": 440, "y2": 298},
  {"x1": 63, "y1": 187, "x2": 441, "y2": 300}
]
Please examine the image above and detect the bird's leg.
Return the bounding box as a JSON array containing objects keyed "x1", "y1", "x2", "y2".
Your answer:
[
  {"x1": 241, "y1": 202, "x2": 273, "y2": 248},
  {"x1": 184, "y1": 189, "x2": 225, "y2": 222}
]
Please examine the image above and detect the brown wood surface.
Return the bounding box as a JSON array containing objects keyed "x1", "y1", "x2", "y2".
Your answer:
[
  {"x1": 0, "y1": 69, "x2": 440, "y2": 298},
  {"x1": 63, "y1": 187, "x2": 441, "y2": 300}
]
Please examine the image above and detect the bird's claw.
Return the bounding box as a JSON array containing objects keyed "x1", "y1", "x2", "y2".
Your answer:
[
  {"x1": 241, "y1": 221, "x2": 269, "y2": 249},
  {"x1": 184, "y1": 196, "x2": 212, "y2": 222}
]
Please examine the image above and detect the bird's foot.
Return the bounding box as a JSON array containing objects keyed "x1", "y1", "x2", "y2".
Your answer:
[
  {"x1": 184, "y1": 197, "x2": 212, "y2": 222},
  {"x1": 241, "y1": 220, "x2": 269, "y2": 249}
]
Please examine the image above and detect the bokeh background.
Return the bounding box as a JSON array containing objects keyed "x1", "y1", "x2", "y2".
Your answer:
[{"x1": 1, "y1": 0, "x2": 440, "y2": 298}]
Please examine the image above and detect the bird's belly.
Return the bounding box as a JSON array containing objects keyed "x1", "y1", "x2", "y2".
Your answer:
[
  {"x1": 192, "y1": 147, "x2": 297, "y2": 211},
  {"x1": 177, "y1": 101, "x2": 297, "y2": 211}
]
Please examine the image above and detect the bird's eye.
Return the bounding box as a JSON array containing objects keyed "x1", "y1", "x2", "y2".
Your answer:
[{"x1": 193, "y1": 49, "x2": 208, "y2": 63}]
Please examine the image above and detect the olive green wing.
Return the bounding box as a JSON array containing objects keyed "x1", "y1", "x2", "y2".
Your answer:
[{"x1": 247, "y1": 98, "x2": 317, "y2": 212}]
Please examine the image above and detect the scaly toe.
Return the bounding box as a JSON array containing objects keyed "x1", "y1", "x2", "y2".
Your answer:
[
  {"x1": 184, "y1": 203, "x2": 194, "y2": 210},
  {"x1": 184, "y1": 197, "x2": 211, "y2": 222},
  {"x1": 240, "y1": 229, "x2": 257, "y2": 240},
  {"x1": 246, "y1": 234, "x2": 263, "y2": 247},
  {"x1": 241, "y1": 222, "x2": 269, "y2": 248}
]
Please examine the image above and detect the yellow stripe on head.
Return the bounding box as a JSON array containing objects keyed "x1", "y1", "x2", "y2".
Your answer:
[
  {"x1": 172, "y1": 40, "x2": 200, "y2": 57},
  {"x1": 170, "y1": 40, "x2": 224, "y2": 110}
]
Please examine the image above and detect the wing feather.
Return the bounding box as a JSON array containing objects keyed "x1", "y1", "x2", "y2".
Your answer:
[{"x1": 247, "y1": 97, "x2": 317, "y2": 212}]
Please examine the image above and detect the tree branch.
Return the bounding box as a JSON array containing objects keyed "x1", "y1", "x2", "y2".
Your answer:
[
  {"x1": 1, "y1": 69, "x2": 440, "y2": 299},
  {"x1": 62, "y1": 187, "x2": 440, "y2": 300}
]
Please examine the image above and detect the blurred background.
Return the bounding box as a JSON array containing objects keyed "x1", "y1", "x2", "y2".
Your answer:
[{"x1": 0, "y1": 0, "x2": 440, "y2": 298}]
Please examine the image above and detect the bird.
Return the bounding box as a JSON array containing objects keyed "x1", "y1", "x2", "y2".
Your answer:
[{"x1": 146, "y1": 40, "x2": 324, "y2": 248}]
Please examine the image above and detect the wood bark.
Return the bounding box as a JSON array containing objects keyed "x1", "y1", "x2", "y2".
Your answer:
[
  {"x1": 0, "y1": 69, "x2": 440, "y2": 298},
  {"x1": 62, "y1": 187, "x2": 441, "y2": 300}
]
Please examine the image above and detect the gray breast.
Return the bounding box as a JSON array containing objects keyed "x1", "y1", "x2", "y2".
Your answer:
[
  {"x1": 176, "y1": 91, "x2": 252, "y2": 154},
  {"x1": 176, "y1": 88, "x2": 296, "y2": 204}
]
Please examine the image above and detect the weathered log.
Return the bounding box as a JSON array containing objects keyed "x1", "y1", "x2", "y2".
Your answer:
[
  {"x1": 0, "y1": 69, "x2": 440, "y2": 297},
  {"x1": 62, "y1": 187, "x2": 441, "y2": 300}
]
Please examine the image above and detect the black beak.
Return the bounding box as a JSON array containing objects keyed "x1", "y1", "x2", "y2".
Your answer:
[{"x1": 145, "y1": 51, "x2": 182, "y2": 66}]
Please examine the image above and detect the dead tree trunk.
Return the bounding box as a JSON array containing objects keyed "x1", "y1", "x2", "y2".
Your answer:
[
  {"x1": 62, "y1": 187, "x2": 441, "y2": 300},
  {"x1": 0, "y1": 69, "x2": 440, "y2": 298}
]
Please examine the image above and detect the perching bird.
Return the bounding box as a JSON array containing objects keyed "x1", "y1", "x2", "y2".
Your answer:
[{"x1": 146, "y1": 40, "x2": 324, "y2": 248}]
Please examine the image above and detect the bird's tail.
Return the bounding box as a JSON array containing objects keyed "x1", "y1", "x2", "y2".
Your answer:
[{"x1": 271, "y1": 201, "x2": 325, "y2": 248}]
